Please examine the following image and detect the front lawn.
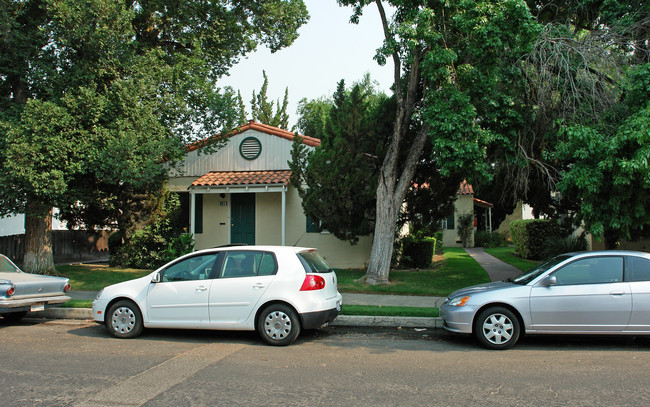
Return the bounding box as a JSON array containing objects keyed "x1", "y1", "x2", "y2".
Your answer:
[
  {"x1": 483, "y1": 247, "x2": 541, "y2": 272},
  {"x1": 56, "y1": 263, "x2": 151, "y2": 291},
  {"x1": 336, "y1": 247, "x2": 490, "y2": 297}
]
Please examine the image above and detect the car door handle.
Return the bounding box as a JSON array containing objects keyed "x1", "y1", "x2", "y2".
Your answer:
[
  {"x1": 610, "y1": 291, "x2": 625, "y2": 296},
  {"x1": 253, "y1": 283, "x2": 267, "y2": 289},
  {"x1": 196, "y1": 285, "x2": 208, "y2": 292}
]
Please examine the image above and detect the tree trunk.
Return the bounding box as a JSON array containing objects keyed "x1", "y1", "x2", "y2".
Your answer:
[
  {"x1": 365, "y1": 180, "x2": 401, "y2": 284},
  {"x1": 23, "y1": 203, "x2": 55, "y2": 274},
  {"x1": 603, "y1": 228, "x2": 619, "y2": 250}
]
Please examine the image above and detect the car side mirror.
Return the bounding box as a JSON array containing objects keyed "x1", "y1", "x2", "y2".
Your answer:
[
  {"x1": 540, "y1": 276, "x2": 557, "y2": 287},
  {"x1": 152, "y1": 272, "x2": 161, "y2": 283}
]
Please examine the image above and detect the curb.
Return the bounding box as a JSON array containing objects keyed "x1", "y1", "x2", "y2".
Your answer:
[{"x1": 28, "y1": 308, "x2": 444, "y2": 328}]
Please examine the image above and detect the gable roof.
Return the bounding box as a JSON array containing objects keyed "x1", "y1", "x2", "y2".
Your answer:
[{"x1": 186, "y1": 121, "x2": 321, "y2": 153}]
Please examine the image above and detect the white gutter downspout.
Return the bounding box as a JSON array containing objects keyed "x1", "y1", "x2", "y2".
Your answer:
[
  {"x1": 189, "y1": 189, "x2": 196, "y2": 238},
  {"x1": 281, "y1": 186, "x2": 287, "y2": 246}
]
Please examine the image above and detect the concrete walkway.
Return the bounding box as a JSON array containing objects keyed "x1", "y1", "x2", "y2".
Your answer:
[{"x1": 464, "y1": 247, "x2": 523, "y2": 282}]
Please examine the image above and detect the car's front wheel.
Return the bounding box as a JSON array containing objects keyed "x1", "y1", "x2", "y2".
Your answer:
[
  {"x1": 474, "y1": 306, "x2": 520, "y2": 350},
  {"x1": 257, "y1": 304, "x2": 301, "y2": 346},
  {"x1": 106, "y1": 300, "x2": 143, "y2": 339}
]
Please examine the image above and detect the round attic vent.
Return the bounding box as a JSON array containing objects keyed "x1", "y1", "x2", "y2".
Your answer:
[{"x1": 239, "y1": 137, "x2": 262, "y2": 160}]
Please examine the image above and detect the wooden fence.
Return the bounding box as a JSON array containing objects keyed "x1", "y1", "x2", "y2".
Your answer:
[{"x1": 0, "y1": 230, "x2": 112, "y2": 264}]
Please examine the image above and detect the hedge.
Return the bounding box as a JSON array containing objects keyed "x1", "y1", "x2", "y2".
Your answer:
[{"x1": 510, "y1": 219, "x2": 560, "y2": 260}]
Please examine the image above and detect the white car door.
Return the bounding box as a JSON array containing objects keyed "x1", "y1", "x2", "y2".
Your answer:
[
  {"x1": 208, "y1": 250, "x2": 277, "y2": 327},
  {"x1": 530, "y1": 256, "x2": 631, "y2": 332},
  {"x1": 146, "y1": 253, "x2": 218, "y2": 327}
]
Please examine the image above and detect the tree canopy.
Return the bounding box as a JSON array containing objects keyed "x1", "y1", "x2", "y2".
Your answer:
[{"x1": 0, "y1": 0, "x2": 309, "y2": 272}]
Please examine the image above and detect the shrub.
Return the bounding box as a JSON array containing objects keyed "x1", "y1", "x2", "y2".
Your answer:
[
  {"x1": 457, "y1": 212, "x2": 474, "y2": 248},
  {"x1": 110, "y1": 190, "x2": 194, "y2": 269},
  {"x1": 475, "y1": 231, "x2": 504, "y2": 248},
  {"x1": 510, "y1": 219, "x2": 561, "y2": 260},
  {"x1": 540, "y1": 233, "x2": 588, "y2": 259},
  {"x1": 400, "y1": 235, "x2": 435, "y2": 268}
]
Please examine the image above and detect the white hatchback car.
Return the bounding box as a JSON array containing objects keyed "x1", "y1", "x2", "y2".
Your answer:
[{"x1": 93, "y1": 246, "x2": 342, "y2": 346}]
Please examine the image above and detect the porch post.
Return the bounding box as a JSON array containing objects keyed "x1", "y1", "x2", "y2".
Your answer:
[
  {"x1": 488, "y1": 207, "x2": 492, "y2": 232},
  {"x1": 281, "y1": 186, "x2": 287, "y2": 246},
  {"x1": 189, "y1": 189, "x2": 196, "y2": 237}
]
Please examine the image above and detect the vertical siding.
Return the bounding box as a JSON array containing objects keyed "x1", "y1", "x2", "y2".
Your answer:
[{"x1": 172, "y1": 130, "x2": 304, "y2": 178}]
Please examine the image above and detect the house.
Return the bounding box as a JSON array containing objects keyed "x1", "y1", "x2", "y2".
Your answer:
[
  {"x1": 440, "y1": 180, "x2": 493, "y2": 247},
  {"x1": 167, "y1": 121, "x2": 373, "y2": 269}
]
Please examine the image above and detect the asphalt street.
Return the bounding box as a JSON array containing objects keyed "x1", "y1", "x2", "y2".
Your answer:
[{"x1": 3, "y1": 318, "x2": 650, "y2": 406}]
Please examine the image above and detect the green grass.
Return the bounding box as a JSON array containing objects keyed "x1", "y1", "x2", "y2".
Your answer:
[
  {"x1": 60, "y1": 300, "x2": 93, "y2": 308},
  {"x1": 336, "y1": 247, "x2": 490, "y2": 297},
  {"x1": 483, "y1": 247, "x2": 541, "y2": 272},
  {"x1": 56, "y1": 263, "x2": 151, "y2": 291},
  {"x1": 341, "y1": 305, "x2": 439, "y2": 317}
]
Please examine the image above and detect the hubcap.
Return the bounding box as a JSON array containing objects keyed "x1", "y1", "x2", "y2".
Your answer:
[
  {"x1": 264, "y1": 310, "x2": 291, "y2": 340},
  {"x1": 482, "y1": 313, "x2": 513, "y2": 345},
  {"x1": 111, "y1": 306, "x2": 136, "y2": 334}
]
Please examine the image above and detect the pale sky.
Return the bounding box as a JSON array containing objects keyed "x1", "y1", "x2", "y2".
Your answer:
[{"x1": 218, "y1": 0, "x2": 395, "y2": 129}]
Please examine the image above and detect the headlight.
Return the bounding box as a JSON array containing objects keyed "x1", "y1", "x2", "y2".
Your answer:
[
  {"x1": 448, "y1": 295, "x2": 470, "y2": 307},
  {"x1": 95, "y1": 289, "x2": 104, "y2": 300}
]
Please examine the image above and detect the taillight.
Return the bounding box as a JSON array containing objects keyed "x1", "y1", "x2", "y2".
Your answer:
[
  {"x1": 6, "y1": 285, "x2": 15, "y2": 296},
  {"x1": 63, "y1": 283, "x2": 71, "y2": 293},
  {"x1": 300, "y1": 275, "x2": 325, "y2": 291}
]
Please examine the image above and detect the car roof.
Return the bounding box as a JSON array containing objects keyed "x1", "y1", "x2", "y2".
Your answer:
[{"x1": 568, "y1": 250, "x2": 650, "y2": 259}]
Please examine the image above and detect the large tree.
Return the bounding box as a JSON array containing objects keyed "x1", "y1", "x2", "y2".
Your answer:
[
  {"x1": 339, "y1": 0, "x2": 539, "y2": 284},
  {"x1": 0, "y1": 0, "x2": 308, "y2": 273},
  {"x1": 290, "y1": 76, "x2": 392, "y2": 244}
]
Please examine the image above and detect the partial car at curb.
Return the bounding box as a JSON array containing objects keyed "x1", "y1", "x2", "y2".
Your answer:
[
  {"x1": 441, "y1": 250, "x2": 650, "y2": 350},
  {"x1": 92, "y1": 246, "x2": 342, "y2": 346},
  {"x1": 0, "y1": 254, "x2": 71, "y2": 322}
]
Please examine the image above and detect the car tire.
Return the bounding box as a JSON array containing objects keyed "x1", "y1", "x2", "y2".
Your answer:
[
  {"x1": 474, "y1": 306, "x2": 520, "y2": 350},
  {"x1": 106, "y1": 300, "x2": 143, "y2": 339},
  {"x1": 257, "y1": 304, "x2": 301, "y2": 346},
  {"x1": 2, "y1": 311, "x2": 27, "y2": 323}
]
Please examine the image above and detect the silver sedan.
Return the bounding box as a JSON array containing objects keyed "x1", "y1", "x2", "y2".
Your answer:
[
  {"x1": 441, "y1": 250, "x2": 650, "y2": 349},
  {"x1": 0, "y1": 254, "x2": 71, "y2": 322}
]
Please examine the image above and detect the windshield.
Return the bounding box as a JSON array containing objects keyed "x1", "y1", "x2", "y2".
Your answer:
[
  {"x1": 512, "y1": 254, "x2": 572, "y2": 285},
  {"x1": 0, "y1": 255, "x2": 20, "y2": 273},
  {"x1": 297, "y1": 250, "x2": 333, "y2": 273}
]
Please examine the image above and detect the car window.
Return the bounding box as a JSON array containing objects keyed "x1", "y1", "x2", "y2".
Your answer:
[
  {"x1": 551, "y1": 257, "x2": 624, "y2": 285},
  {"x1": 220, "y1": 251, "x2": 277, "y2": 278},
  {"x1": 0, "y1": 255, "x2": 20, "y2": 273},
  {"x1": 626, "y1": 256, "x2": 650, "y2": 282},
  {"x1": 297, "y1": 250, "x2": 333, "y2": 273},
  {"x1": 513, "y1": 254, "x2": 571, "y2": 285},
  {"x1": 162, "y1": 254, "x2": 219, "y2": 282}
]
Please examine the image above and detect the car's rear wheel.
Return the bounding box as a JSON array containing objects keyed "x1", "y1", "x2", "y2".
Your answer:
[
  {"x1": 2, "y1": 311, "x2": 27, "y2": 323},
  {"x1": 106, "y1": 300, "x2": 143, "y2": 339},
  {"x1": 257, "y1": 304, "x2": 301, "y2": 346},
  {"x1": 474, "y1": 306, "x2": 520, "y2": 350}
]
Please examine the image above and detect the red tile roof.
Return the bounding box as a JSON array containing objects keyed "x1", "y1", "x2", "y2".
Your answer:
[
  {"x1": 458, "y1": 180, "x2": 474, "y2": 195},
  {"x1": 186, "y1": 121, "x2": 320, "y2": 153},
  {"x1": 192, "y1": 170, "x2": 292, "y2": 187}
]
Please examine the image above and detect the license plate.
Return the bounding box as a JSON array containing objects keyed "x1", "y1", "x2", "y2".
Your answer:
[{"x1": 30, "y1": 303, "x2": 45, "y2": 312}]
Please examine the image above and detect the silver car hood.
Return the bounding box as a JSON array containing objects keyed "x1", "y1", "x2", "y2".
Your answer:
[{"x1": 448, "y1": 281, "x2": 516, "y2": 299}]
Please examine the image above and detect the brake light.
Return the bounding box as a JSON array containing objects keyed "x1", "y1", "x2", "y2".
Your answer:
[
  {"x1": 6, "y1": 286, "x2": 15, "y2": 296},
  {"x1": 300, "y1": 275, "x2": 325, "y2": 291},
  {"x1": 63, "y1": 283, "x2": 71, "y2": 293}
]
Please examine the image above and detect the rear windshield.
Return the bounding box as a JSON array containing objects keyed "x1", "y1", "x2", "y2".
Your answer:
[
  {"x1": 0, "y1": 255, "x2": 19, "y2": 273},
  {"x1": 297, "y1": 251, "x2": 333, "y2": 273}
]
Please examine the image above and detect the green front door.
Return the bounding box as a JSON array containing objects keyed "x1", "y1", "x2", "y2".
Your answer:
[{"x1": 231, "y1": 193, "x2": 255, "y2": 245}]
